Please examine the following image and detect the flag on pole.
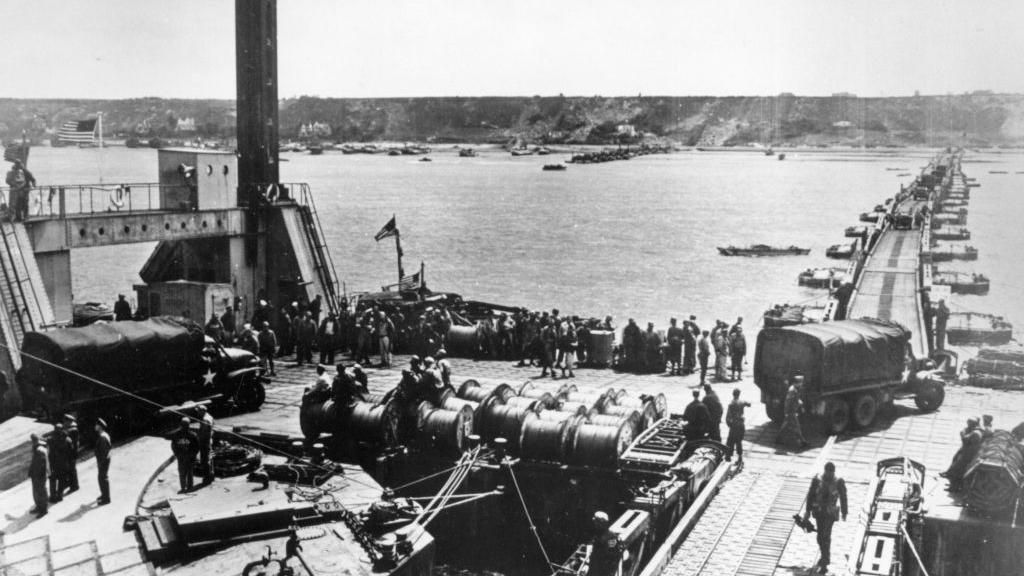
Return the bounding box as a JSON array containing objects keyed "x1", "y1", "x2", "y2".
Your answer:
[
  {"x1": 398, "y1": 272, "x2": 421, "y2": 291},
  {"x1": 3, "y1": 143, "x2": 29, "y2": 164},
  {"x1": 58, "y1": 119, "x2": 98, "y2": 143},
  {"x1": 374, "y1": 215, "x2": 398, "y2": 241}
]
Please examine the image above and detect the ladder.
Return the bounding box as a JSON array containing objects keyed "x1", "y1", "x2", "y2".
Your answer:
[
  {"x1": 619, "y1": 417, "x2": 689, "y2": 473},
  {"x1": 0, "y1": 222, "x2": 55, "y2": 370},
  {"x1": 854, "y1": 457, "x2": 925, "y2": 576},
  {"x1": 295, "y1": 185, "x2": 342, "y2": 314}
]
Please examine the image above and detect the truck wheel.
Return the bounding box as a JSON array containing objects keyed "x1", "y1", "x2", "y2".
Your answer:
[
  {"x1": 914, "y1": 382, "x2": 945, "y2": 412},
  {"x1": 823, "y1": 398, "x2": 850, "y2": 435},
  {"x1": 852, "y1": 394, "x2": 878, "y2": 429},
  {"x1": 234, "y1": 375, "x2": 266, "y2": 412}
]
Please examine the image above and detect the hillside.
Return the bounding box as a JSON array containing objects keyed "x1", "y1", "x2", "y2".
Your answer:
[{"x1": 2, "y1": 93, "x2": 1023, "y2": 147}]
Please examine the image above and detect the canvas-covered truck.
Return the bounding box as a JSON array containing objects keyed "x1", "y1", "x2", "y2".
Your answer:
[
  {"x1": 754, "y1": 318, "x2": 947, "y2": 434},
  {"x1": 17, "y1": 316, "x2": 266, "y2": 435}
]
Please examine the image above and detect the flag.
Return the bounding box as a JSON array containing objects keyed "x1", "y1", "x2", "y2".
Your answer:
[
  {"x1": 58, "y1": 119, "x2": 97, "y2": 143},
  {"x1": 3, "y1": 143, "x2": 29, "y2": 164},
  {"x1": 374, "y1": 215, "x2": 398, "y2": 241},
  {"x1": 398, "y1": 272, "x2": 421, "y2": 291}
]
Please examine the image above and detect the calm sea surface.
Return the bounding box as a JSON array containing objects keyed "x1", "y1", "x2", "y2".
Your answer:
[{"x1": 22, "y1": 145, "x2": 1024, "y2": 340}]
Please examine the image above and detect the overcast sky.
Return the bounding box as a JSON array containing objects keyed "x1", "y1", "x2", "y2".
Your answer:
[{"x1": 5, "y1": 0, "x2": 1023, "y2": 99}]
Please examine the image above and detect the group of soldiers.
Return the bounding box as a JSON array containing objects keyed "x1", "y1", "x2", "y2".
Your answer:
[
  {"x1": 681, "y1": 385, "x2": 752, "y2": 463},
  {"x1": 940, "y1": 414, "x2": 994, "y2": 491},
  {"x1": 29, "y1": 416, "x2": 110, "y2": 517},
  {"x1": 619, "y1": 316, "x2": 747, "y2": 382},
  {"x1": 168, "y1": 404, "x2": 216, "y2": 493}
]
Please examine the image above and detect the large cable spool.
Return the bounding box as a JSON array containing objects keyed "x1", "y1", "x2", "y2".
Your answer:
[
  {"x1": 346, "y1": 400, "x2": 401, "y2": 447},
  {"x1": 554, "y1": 401, "x2": 595, "y2": 418},
  {"x1": 364, "y1": 392, "x2": 387, "y2": 405},
  {"x1": 446, "y1": 325, "x2": 480, "y2": 357},
  {"x1": 506, "y1": 393, "x2": 554, "y2": 411},
  {"x1": 479, "y1": 403, "x2": 538, "y2": 452},
  {"x1": 563, "y1": 391, "x2": 614, "y2": 414},
  {"x1": 458, "y1": 379, "x2": 515, "y2": 404},
  {"x1": 618, "y1": 392, "x2": 668, "y2": 420},
  {"x1": 588, "y1": 411, "x2": 643, "y2": 439},
  {"x1": 536, "y1": 409, "x2": 579, "y2": 422},
  {"x1": 416, "y1": 401, "x2": 474, "y2": 455},
  {"x1": 568, "y1": 420, "x2": 636, "y2": 468},
  {"x1": 604, "y1": 401, "x2": 657, "y2": 431},
  {"x1": 520, "y1": 415, "x2": 580, "y2": 463}
]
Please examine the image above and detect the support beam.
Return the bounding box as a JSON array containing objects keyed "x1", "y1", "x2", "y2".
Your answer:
[{"x1": 25, "y1": 209, "x2": 247, "y2": 252}]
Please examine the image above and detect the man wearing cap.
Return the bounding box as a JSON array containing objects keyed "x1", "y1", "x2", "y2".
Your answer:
[
  {"x1": 589, "y1": 511, "x2": 620, "y2": 575},
  {"x1": 702, "y1": 384, "x2": 723, "y2": 442},
  {"x1": 375, "y1": 311, "x2": 395, "y2": 368},
  {"x1": 47, "y1": 423, "x2": 71, "y2": 502},
  {"x1": 351, "y1": 364, "x2": 369, "y2": 392},
  {"x1": 776, "y1": 376, "x2": 810, "y2": 449},
  {"x1": 29, "y1": 433, "x2": 49, "y2": 515},
  {"x1": 435, "y1": 349, "x2": 453, "y2": 391},
  {"x1": 94, "y1": 418, "x2": 111, "y2": 504},
  {"x1": 170, "y1": 417, "x2": 200, "y2": 493},
  {"x1": 683, "y1": 389, "x2": 711, "y2": 440},
  {"x1": 666, "y1": 318, "x2": 685, "y2": 376},
  {"x1": 941, "y1": 417, "x2": 983, "y2": 491},
  {"x1": 803, "y1": 462, "x2": 847, "y2": 574},
  {"x1": 258, "y1": 321, "x2": 278, "y2": 376},
  {"x1": 682, "y1": 316, "x2": 699, "y2": 375},
  {"x1": 6, "y1": 158, "x2": 35, "y2": 222},
  {"x1": 295, "y1": 311, "x2": 317, "y2": 366},
  {"x1": 196, "y1": 405, "x2": 215, "y2": 485},
  {"x1": 114, "y1": 294, "x2": 132, "y2": 322},
  {"x1": 725, "y1": 388, "x2": 751, "y2": 463},
  {"x1": 64, "y1": 414, "x2": 80, "y2": 493}
]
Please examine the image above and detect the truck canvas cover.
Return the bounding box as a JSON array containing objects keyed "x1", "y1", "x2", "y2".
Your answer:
[
  {"x1": 754, "y1": 318, "x2": 909, "y2": 392},
  {"x1": 19, "y1": 316, "x2": 204, "y2": 406}
]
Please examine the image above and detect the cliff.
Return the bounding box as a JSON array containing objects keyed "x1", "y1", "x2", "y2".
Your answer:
[{"x1": 2, "y1": 93, "x2": 1023, "y2": 147}]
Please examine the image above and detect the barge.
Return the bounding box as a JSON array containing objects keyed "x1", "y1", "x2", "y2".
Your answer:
[{"x1": 932, "y1": 270, "x2": 989, "y2": 295}]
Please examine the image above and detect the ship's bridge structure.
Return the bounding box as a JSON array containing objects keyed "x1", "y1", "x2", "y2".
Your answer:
[{"x1": 0, "y1": 150, "x2": 341, "y2": 418}]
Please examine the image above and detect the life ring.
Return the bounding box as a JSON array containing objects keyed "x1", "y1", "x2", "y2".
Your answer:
[
  {"x1": 109, "y1": 186, "x2": 126, "y2": 209},
  {"x1": 30, "y1": 194, "x2": 42, "y2": 215},
  {"x1": 264, "y1": 183, "x2": 279, "y2": 203}
]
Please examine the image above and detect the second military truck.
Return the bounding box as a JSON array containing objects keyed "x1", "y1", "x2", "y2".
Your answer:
[{"x1": 754, "y1": 318, "x2": 946, "y2": 434}]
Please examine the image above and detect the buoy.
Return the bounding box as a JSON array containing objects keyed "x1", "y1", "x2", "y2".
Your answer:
[{"x1": 109, "y1": 185, "x2": 126, "y2": 209}]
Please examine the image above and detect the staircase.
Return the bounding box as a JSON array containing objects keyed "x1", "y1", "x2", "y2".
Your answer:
[
  {"x1": 0, "y1": 222, "x2": 55, "y2": 390},
  {"x1": 295, "y1": 186, "x2": 342, "y2": 313}
]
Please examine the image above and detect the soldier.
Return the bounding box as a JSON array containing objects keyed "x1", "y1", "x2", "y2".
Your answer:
[
  {"x1": 934, "y1": 299, "x2": 950, "y2": 350},
  {"x1": 64, "y1": 414, "x2": 80, "y2": 493},
  {"x1": 196, "y1": 405, "x2": 215, "y2": 485},
  {"x1": 295, "y1": 312, "x2": 317, "y2": 366},
  {"x1": 95, "y1": 418, "x2": 111, "y2": 505},
  {"x1": 588, "y1": 511, "x2": 620, "y2": 576},
  {"x1": 435, "y1": 349, "x2": 453, "y2": 392},
  {"x1": 171, "y1": 417, "x2": 199, "y2": 493},
  {"x1": 941, "y1": 417, "x2": 984, "y2": 491},
  {"x1": 725, "y1": 388, "x2": 751, "y2": 462},
  {"x1": 376, "y1": 311, "x2": 395, "y2": 368},
  {"x1": 803, "y1": 462, "x2": 848, "y2": 574},
  {"x1": 258, "y1": 321, "x2": 278, "y2": 376},
  {"x1": 702, "y1": 384, "x2": 723, "y2": 442},
  {"x1": 666, "y1": 318, "x2": 685, "y2": 376},
  {"x1": 697, "y1": 330, "x2": 711, "y2": 384},
  {"x1": 47, "y1": 423, "x2": 71, "y2": 502},
  {"x1": 113, "y1": 294, "x2": 133, "y2": 321},
  {"x1": 776, "y1": 376, "x2": 810, "y2": 449},
  {"x1": 29, "y1": 433, "x2": 49, "y2": 516},
  {"x1": 682, "y1": 389, "x2": 711, "y2": 440},
  {"x1": 682, "y1": 316, "x2": 699, "y2": 375}
]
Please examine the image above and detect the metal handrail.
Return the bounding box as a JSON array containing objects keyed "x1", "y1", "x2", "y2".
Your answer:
[
  {"x1": 292, "y1": 183, "x2": 342, "y2": 310},
  {"x1": 1, "y1": 182, "x2": 177, "y2": 220}
]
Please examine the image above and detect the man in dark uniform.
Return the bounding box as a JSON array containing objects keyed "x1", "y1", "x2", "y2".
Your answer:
[
  {"x1": 666, "y1": 318, "x2": 685, "y2": 376},
  {"x1": 588, "y1": 511, "x2": 621, "y2": 576},
  {"x1": 64, "y1": 414, "x2": 80, "y2": 492},
  {"x1": 697, "y1": 330, "x2": 711, "y2": 384},
  {"x1": 113, "y1": 294, "x2": 132, "y2": 321},
  {"x1": 95, "y1": 418, "x2": 111, "y2": 505},
  {"x1": 702, "y1": 384, "x2": 723, "y2": 442},
  {"x1": 6, "y1": 159, "x2": 35, "y2": 222},
  {"x1": 683, "y1": 389, "x2": 711, "y2": 440},
  {"x1": 258, "y1": 321, "x2": 278, "y2": 376},
  {"x1": 682, "y1": 316, "x2": 699, "y2": 374},
  {"x1": 934, "y1": 299, "x2": 950, "y2": 350},
  {"x1": 196, "y1": 405, "x2": 215, "y2": 485},
  {"x1": 171, "y1": 417, "x2": 200, "y2": 493},
  {"x1": 47, "y1": 423, "x2": 71, "y2": 502},
  {"x1": 941, "y1": 417, "x2": 983, "y2": 491},
  {"x1": 776, "y1": 376, "x2": 809, "y2": 449},
  {"x1": 803, "y1": 462, "x2": 848, "y2": 574},
  {"x1": 725, "y1": 388, "x2": 751, "y2": 463},
  {"x1": 622, "y1": 319, "x2": 642, "y2": 373},
  {"x1": 29, "y1": 433, "x2": 49, "y2": 516}
]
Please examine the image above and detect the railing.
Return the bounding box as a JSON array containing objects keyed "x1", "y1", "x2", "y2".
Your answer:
[
  {"x1": 293, "y1": 182, "x2": 343, "y2": 312},
  {"x1": 1, "y1": 182, "x2": 171, "y2": 220}
]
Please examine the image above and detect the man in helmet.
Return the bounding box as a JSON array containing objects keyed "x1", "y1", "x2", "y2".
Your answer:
[
  {"x1": 170, "y1": 417, "x2": 199, "y2": 493},
  {"x1": 803, "y1": 462, "x2": 847, "y2": 574}
]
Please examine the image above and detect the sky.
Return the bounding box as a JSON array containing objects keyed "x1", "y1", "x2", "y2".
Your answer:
[{"x1": 5, "y1": 0, "x2": 1024, "y2": 99}]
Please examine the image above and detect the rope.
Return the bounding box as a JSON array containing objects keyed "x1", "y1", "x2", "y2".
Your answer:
[{"x1": 507, "y1": 462, "x2": 554, "y2": 569}]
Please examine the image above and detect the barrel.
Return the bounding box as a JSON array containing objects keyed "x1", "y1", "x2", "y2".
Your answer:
[
  {"x1": 478, "y1": 404, "x2": 538, "y2": 452},
  {"x1": 618, "y1": 393, "x2": 668, "y2": 420},
  {"x1": 587, "y1": 330, "x2": 614, "y2": 367},
  {"x1": 606, "y1": 400, "x2": 658, "y2": 431},
  {"x1": 417, "y1": 402, "x2": 474, "y2": 455},
  {"x1": 446, "y1": 325, "x2": 480, "y2": 357},
  {"x1": 458, "y1": 379, "x2": 516, "y2": 404},
  {"x1": 588, "y1": 411, "x2": 642, "y2": 438},
  {"x1": 568, "y1": 420, "x2": 636, "y2": 468},
  {"x1": 520, "y1": 415, "x2": 582, "y2": 464}
]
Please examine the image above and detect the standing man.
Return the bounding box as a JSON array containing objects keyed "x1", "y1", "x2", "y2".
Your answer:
[
  {"x1": 776, "y1": 376, "x2": 810, "y2": 449},
  {"x1": 697, "y1": 330, "x2": 711, "y2": 385},
  {"x1": 196, "y1": 405, "x2": 215, "y2": 486},
  {"x1": 113, "y1": 294, "x2": 133, "y2": 321},
  {"x1": 47, "y1": 423, "x2": 70, "y2": 502},
  {"x1": 295, "y1": 312, "x2": 317, "y2": 366},
  {"x1": 6, "y1": 159, "x2": 35, "y2": 222},
  {"x1": 29, "y1": 433, "x2": 49, "y2": 516},
  {"x1": 64, "y1": 414, "x2": 80, "y2": 493},
  {"x1": 803, "y1": 462, "x2": 848, "y2": 574},
  {"x1": 682, "y1": 316, "x2": 699, "y2": 375},
  {"x1": 95, "y1": 418, "x2": 111, "y2": 505},
  {"x1": 729, "y1": 326, "x2": 747, "y2": 381},
  {"x1": 682, "y1": 389, "x2": 711, "y2": 441},
  {"x1": 725, "y1": 388, "x2": 751, "y2": 463},
  {"x1": 376, "y1": 311, "x2": 395, "y2": 368},
  {"x1": 258, "y1": 321, "x2": 278, "y2": 376},
  {"x1": 318, "y1": 312, "x2": 338, "y2": 366},
  {"x1": 702, "y1": 384, "x2": 723, "y2": 442},
  {"x1": 171, "y1": 417, "x2": 199, "y2": 493},
  {"x1": 934, "y1": 299, "x2": 950, "y2": 350},
  {"x1": 666, "y1": 318, "x2": 684, "y2": 376}
]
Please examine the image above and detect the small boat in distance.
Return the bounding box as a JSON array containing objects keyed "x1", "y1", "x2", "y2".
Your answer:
[
  {"x1": 933, "y1": 270, "x2": 990, "y2": 295},
  {"x1": 946, "y1": 312, "x2": 1013, "y2": 345},
  {"x1": 826, "y1": 242, "x2": 857, "y2": 259},
  {"x1": 542, "y1": 164, "x2": 566, "y2": 171},
  {"x1": 419, "y1": 157, "x2": 432, "y2": 162},
  {"x1": 717, "y1": 244, "x2": 810, "y2": 257},
  {"x1": 307, "y1": 142, "x2": 324, "y2": 155},
  {"x1": 458, "y1": 148, "x2": 477, "y2": 157}
]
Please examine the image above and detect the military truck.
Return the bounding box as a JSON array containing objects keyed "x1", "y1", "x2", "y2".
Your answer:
[
  {"x1": 754, "y1": 318, "x2": 946, "y2": 434},
  {"x1": 17, "y1": 316, "x2": 266, "y2": 435}
]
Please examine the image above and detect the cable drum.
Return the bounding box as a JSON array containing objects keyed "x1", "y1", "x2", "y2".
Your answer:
[
  {"x1": 521, "y1": 381, "x2": 576, "y2": 396},
  {"x1": 519, "y1": 415, "x2": 580, "y2": 463},
  {"x1": 417, "y1": 402, "x2": 474, "y2": 455},
  {"x1": 553, "y1": 401, "x2": 594, "y2": 418},
  {"x1": 364, "y1": 392, "x2": 387, "y2": 405},
  {"x1": 518, "y1": 387, "x2": 561, "y2": 408},
  {"x1": 440, "y1": 395, "x2": 482, "y2": 433},
  {"x1": 618, "y1": 392, "x2": 668, "y2": 420},
  {"x1": 588, "y1": 411, "x2": 643, "y2": 439},
  {"x1": 479, "y1": 404, "x2": 538, "y2": 452},
  {"x1": 569, "y1": 420, "x2": 636, "y2": 468},
  {"x1": 505, "y1": 395, "x2": 552, "y2": 412},
  {"x1": 445, "y1": 325, "x2": 480, "y2": 357},
  {"x1": 536, "y1": 409, "x2": 579, "y2": 422},
  {"x1": 563, "y1": 391, "x2": 614, "y2": 414},
  {"x1": 604, "y1": 401, "x2": 657, "y2": 432},
  {"x1": 458, "y1": 379, "x2": 515, "y2": 404},
  {"x1": 347, "y1": 400, "x2": 401, "y2": 447}
]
